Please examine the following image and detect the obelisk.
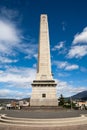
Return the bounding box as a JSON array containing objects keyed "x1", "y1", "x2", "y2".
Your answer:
[{"x1": 30, "y1": 14, "x2": 58, "y2": 106}]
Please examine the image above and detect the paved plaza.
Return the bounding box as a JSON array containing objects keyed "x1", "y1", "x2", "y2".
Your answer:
[
  {"x1": 0, "y1": 109, "x2": 87, "y2": 118},
  {"x1": 0, "y1": 109, "x2": 87, "y2": 130},
  {"x1": 0, "y1": 125, "x2": 87, "y2": 130}
]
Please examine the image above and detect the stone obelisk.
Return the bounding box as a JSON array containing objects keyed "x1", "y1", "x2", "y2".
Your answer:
[{"x1": 30, "y1": 14, "x2": 58, "y2": 106}]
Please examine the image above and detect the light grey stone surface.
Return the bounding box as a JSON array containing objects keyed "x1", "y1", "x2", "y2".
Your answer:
[{"x1": 30, "y1": 14, "x2": 57, "y2": 106}]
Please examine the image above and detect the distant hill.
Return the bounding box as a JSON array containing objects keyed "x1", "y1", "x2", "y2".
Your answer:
[
  {"x1": 0, "y1": 99, "x2": 18, "y2": 104},
  {"x1": 71, "y1": 90, "x2": 87, "y2": 100},
  {"x1": 0, "y1": 98, "x2": 30, "y2": 105}
]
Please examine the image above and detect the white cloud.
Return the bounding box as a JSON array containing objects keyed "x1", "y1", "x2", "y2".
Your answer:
[
  {"x1": 0, "y1": 7, "x2": 37, "y2": 62},
  {"x1": 0, "y1": 7, "x2": 22, "y2": 59},
  {"x1": 73, "y1": 27, "x2": 87, "y2": 44},
  {"x1": 67, "y1": 27, "x2": 87, "y2": 59},
  {"x1": 0, "y1": 67, "x2": 36, "y2": 83},
  {"x1": 0, "y1": 19, "x2": 21, "y2": 57},
  {"x1": 53, "y1": 61, "x2": 79, "y2": 71},
  {"x1": 0, "y1": 70, "x2": 3, "y2": 74},
  {"x1": 67, "y1": 45, "x2": 87, "y2": 58},
  {"x1": 59, "y1": 61, "x2": 67, "y2": 68},
  {"x1": 0, "y1": 20, "x2": 19, "y2": 43},
  {"x1": 0, "y1": 66, "x2": 36, "y2": 98},
  {"x1": 0, "y1": 9, "x2": 37, "y2": 62},
  {"x1": 56, "y1": 80, "x2": 87, "y2": 97},
  {"x1": 52, "y1": 41, "x2": 65, "y2": 51},
  {"x1": 65, "y1": 64, "x2": 79, "y2": 70},
  {"x1": 0, "y1": 89, "x2": 11, "y2": 97},
  {"x1": 33, "y1": 53, "x2": 38, "y2": 59},
  {"x1": 52, "y1": 41, "x2": 67, "y2": 55},
  {"x1": 0, "y1": 89, "x2": 31, "y2": 99},
  {"x1": 0, "y1": 56, "x2": 18, "y2": 63}
]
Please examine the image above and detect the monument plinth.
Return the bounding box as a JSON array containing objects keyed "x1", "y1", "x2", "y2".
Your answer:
[{"x1": 30, "y1": 14, "x2": 58, "y2": 106}]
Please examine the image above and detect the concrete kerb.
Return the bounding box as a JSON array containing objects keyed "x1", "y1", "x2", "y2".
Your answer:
[{"x1": 0, "y1": 114, "x2": 87, "y2": 127}]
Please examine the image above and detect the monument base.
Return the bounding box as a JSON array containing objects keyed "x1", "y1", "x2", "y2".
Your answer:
[
  {"x1": 30, "y1": 80, "x2": 58, "y2": 107},
  {"x1": 30, "y1": 99, "x2": 58, "y2": 107}
]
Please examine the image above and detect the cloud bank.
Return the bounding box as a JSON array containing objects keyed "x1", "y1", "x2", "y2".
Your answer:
[
  {"x1": 67, "y1": 27, "x2": 87, "y2": 58},
  {"x1": 73, "y1": 27, "x2": 87, "y2": 44}
]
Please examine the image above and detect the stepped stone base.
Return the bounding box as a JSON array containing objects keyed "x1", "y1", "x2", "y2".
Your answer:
[{"x1": 30, "y1": 80, "x2": 58, "y2": 107}]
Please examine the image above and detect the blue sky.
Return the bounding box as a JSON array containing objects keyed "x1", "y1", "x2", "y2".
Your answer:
[{"x1": 0, "y1": 0, "x2": 87, "y2": 99}]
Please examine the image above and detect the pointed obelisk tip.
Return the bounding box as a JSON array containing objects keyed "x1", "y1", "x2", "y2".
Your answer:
[
  {"x1": 41, "y1": 14, "x2": 47, "y2": 22},
  {"x1": 41, "y1": 14, "x2": 47, "y2": 18}
]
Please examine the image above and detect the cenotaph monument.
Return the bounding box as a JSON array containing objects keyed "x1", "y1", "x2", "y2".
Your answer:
[{"x1": 30, "y1": 14, "x2": 58, "y2": 106}]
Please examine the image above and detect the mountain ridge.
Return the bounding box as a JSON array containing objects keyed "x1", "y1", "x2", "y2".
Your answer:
[{"x1": 71, "y1": 90, "x2": 87, "y2": 100}]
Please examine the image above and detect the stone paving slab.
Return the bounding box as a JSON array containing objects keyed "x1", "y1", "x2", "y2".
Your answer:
[
  {"x1": 0, "y1": 124, "x2": 87, "y2": 130},
  {"x1": 0, "y1": 110, "x2": 87, "y2": 119}
]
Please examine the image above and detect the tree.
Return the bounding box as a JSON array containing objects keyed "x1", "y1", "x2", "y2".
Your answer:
[{"x1": 59, "y1": 94, "x2": 65, "y2": 106}]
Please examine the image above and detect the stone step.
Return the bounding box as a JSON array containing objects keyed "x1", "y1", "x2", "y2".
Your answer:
[{"x1": 0, "y1": 114, "x2": 87, "y2": 127}]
